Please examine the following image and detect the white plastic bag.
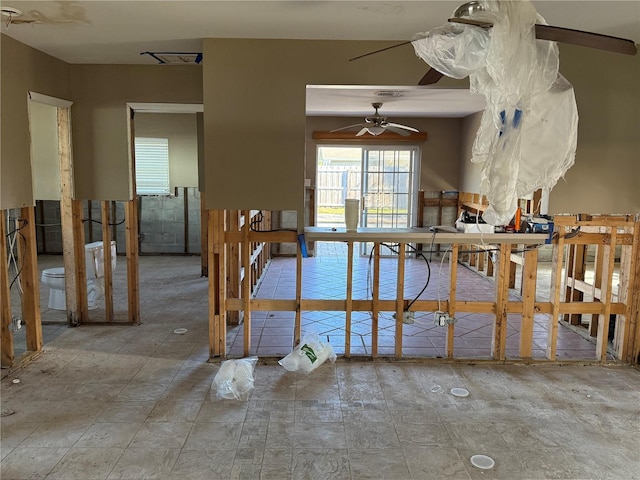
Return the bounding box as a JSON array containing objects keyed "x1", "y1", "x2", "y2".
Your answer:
[
  {"x1": 413, "y1": 0, "x2": 577, "y2": 226},
  {"x1": 212, "y1": 356, "x2": 258, "y2": 400},
  {"x1": 279, "y1": 334, "x2": 336, "y2": 374}
]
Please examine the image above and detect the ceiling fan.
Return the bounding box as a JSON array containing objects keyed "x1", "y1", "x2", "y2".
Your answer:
[
  {"x1": 331, "y1": 102, "x2": 419, "y2": 137},
  {"x1": 350, "y1": 1, "x2": 638, "y2": 86}
]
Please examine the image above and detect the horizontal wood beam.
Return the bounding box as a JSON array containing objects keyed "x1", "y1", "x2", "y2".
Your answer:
[{"x1": 313, "y1": 131, "x2": 428, "y2": 142}]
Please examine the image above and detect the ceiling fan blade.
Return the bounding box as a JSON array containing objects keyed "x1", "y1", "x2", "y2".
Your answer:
[
  {"x1": 534, "y1": 24, "x2": 637, "y2": 56},
  {"x1": 348, "y1": 40, "x2": 413, "y2": 62},
  {"x1": 448, "y1": 17, "x2": 637, "y2": 56},
  {"x1": 330, "y1": 123, "x2": 365, "y2": 133},
  {"x1": 384, "y1": 126, "x2": 411, "y2": 136},
  {"x1": 356, "y1": 127, "x2": 369, "y2": 136},
  {"x1": 418, "y1": 68, "x2": 445, "y2": 85},
  {"x1": 386, "y1": 122, "x2": 419, "y2": 133}
]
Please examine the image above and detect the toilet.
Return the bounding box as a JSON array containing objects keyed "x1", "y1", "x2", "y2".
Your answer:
[{"x1": 41, "y1": 241, "x2": 117, "y2": 310}]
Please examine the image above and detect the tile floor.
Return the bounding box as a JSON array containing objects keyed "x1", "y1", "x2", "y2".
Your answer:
[{"x1": 2, "y1": 253, "x2": 639, "y2": 479}]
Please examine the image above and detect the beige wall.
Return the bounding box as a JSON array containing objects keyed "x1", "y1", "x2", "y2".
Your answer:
[
  {"x1": 457, "y1": 45, "x2": 640, "y2": 215},
  {"x1": 548, "y1": 44, "x2": 639, "y2": 214},
  {"x1": 202, "y1": 38, "x2": 448, "y2": 218},
  {"x1": 459, "y1": 111, "x2": 483, "y2": 193},
  {"x1": 69, "y1": 65, "x2": 203, "y2": 200},
  {"x1": 0, "y1": 34, "x2": 70, "y2": 209},
  {"x1": 29, "y1": 101, "x2": 60, "y2": 200},
  {"x1": 135, "y1": 113, "x2": 198, "y2": 189},
  {"x1": 306, "y1": 116, "x2": 463, "y2": 192}
]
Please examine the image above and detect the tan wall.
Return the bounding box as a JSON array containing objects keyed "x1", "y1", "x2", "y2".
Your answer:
[
  {"x1": 69, "y1": 65, "x2": 203, "y2": 200},
  {"x1": 202, "y1": 38, "x2": 459, "y2": 218},
  {"x1": 306, "y1": 116, "x2": 463, "y2": 192},
  {"x1": 135, "y1": 113, "x2": 198, "y2": 189},
  {"x1": 29, "y1": 101, "x2": 60, "y2": 200},
  {"x1": 548, "y1": 44, "x2": 640, "y2": 214},
  {"x1": 0, "y1": 34, "x2": 70, "y2": 209},
  {"x1": 459, "y1": 111, "x2": 483, "y2": 193},
  {"x1": 457, "y1": 45, "x2": 640, "y2": 215}
]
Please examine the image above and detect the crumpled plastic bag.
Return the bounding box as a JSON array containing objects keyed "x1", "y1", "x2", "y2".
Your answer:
[
  {"x1": 412, "y1": 0, "x2": 577, "y2": 225},
  {"x1": 212, "y1": 356, "x2": 258, "y2": 400},
  {"x1": 279, "y1": 333, "x2": 336, "y2": 374}
]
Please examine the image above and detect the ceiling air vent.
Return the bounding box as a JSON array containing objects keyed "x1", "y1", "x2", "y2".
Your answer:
[
  {"x1": 375, "y1": 90, "x2": 404, "y2": 98},
  {"x1": 140, "y1": 52, "x2": 203, "y2": 65}
]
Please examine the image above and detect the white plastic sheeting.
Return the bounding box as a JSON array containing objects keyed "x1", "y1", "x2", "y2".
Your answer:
[{"x1": 413, "y1": 0, "x2": 578, "y2": 225}]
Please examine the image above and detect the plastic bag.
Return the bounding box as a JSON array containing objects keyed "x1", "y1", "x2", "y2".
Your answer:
[
  {"x1": 279, "y1": 334, "x2": 336, "y2": 374},
  {"x1": 212, "y1": 356, "x2": 258, "y2": 400},
  {"x1": 412, "y1": 0, "x2": 577, "y2": 225}
]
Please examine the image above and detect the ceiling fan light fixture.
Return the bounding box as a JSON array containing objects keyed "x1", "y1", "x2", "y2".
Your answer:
[{"x1": 367, "y1": 126, "x2": 385, "y2": 135}]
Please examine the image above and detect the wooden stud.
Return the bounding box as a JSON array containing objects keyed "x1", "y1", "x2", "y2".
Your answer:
[
  {"x1": 492, "y1": 243, "x2": 510, "y2": 360},
  {"x1": 227, "y1": 210, "x2": 240, "y2": 325},
  {"x1": 371, "y1": 243, "x2": 380, "y2": 358},
  {"x1": 626, "y1": 221, "x2": 640, "y2": 364},
  {"x1": 58, "y1": 107, "x2": 81, "y2": 326},
  {"x1": 596, "y1": 228, "x2": 617, "y2": 361},
  {"x1": 395, "y1": 243, "x2": 405, "y2": 358},
  {"x1": 1, "y1": 211, "x2": 15, "y2": 367},
  {"x1": 200, "y1": 193, "x2": 208, "y2": 277},
  {"x1": 446, "y1": 244, "x2": 459, "y2": 359},
  {"x1": 345, "y1": 241, "x2": 354, "y2": 357},
  {"x1": 72, "y1": 200, "x2": 88, "y2": 322},
  {"x1": 548, "y1": 228, "x2": 565, "y2": 360},
  {"x1": 124, "y1": 199, "x2": 140, "y2": 324},
  {"x1": 295, "y1": 234, "x2": 302, "y2": 348},
  {"x1": 208, "y1": 209, "x2": 227, "y2": 358},
  {"x1": 101, "y1": 201, "x2": 114, "y2": 322},
  {"x1": 519, "y1": 247, "x2": 538, "y2": 358},
  {"x1": 242, "y1": 210, "x2": 252, "y2": 356}
]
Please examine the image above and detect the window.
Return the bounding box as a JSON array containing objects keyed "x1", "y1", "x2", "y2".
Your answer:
[{"x1": 134, "y1": 137, "x2": 170, "y2": 195}]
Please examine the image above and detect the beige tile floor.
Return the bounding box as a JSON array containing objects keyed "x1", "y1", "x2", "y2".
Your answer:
[{"x1": 3, "y1": 253, "x2": 638, "y2": 479}]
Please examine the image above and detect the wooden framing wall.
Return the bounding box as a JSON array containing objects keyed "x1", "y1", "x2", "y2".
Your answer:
[{"x1": 207, "y1": 208, "x2": 640, "y2": 364}]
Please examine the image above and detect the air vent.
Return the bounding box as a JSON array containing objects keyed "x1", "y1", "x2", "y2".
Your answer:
[
  {"x1": 140, "y1": 52, "x2": 203, "y2": 65},
  {"x1": 375, "y1": 90, "x2": 404, "y2": 98}
]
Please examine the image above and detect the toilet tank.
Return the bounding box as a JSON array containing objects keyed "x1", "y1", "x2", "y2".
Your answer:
[{"x1": 84, "y1": 241, "x2": 117, "y2": 278}]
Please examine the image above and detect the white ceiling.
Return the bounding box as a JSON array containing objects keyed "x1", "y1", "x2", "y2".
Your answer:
[{"x1": 2, "y1": 1, "x2": 638, "y2": 117}]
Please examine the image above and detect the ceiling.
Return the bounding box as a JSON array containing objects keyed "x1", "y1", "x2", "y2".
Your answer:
[{"x1": 2, "y1": 1, "x2": 638, "y2": 118}]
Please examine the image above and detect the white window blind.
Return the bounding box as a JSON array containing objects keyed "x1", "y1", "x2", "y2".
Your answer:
[{"x1": 135, "y1": 137, "x2": 170, "y2": 195}]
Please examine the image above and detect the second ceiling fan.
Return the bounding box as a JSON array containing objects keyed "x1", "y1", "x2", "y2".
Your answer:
[{"x1": 331, "y1": 102, "x2": 419, "y2": 137}]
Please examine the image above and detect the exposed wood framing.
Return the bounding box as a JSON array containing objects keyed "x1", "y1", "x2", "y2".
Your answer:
[
  {"x1": 395, "y1": 243, "x2": 406, "y2": 358},
  {"x1": 208, "y1": 206, "x2": 638, "y2": 364},
  {"x1": 208, "y1": 209, "x2": 226, "y2": 357},
  {"x1": 519, "y1": 247, "x2": 538, "y2": 358},
  {"x1": 227, "y1": 210, "x2": 240, "y2": 325},
  {"x1": 124, "y1": 199, "x2": 140, "y2": 324},
  {"x1": 242, "y1": 210, "x2": 251, "y2": 356},
  {"x1": 17, "y1": 207, "x2": 43, "y2": 352},
  {"x1": 446, "y1": 244, "x2": 459, "y2": 359},
  {"x1": 1, "y1": 212, "x2": 15, "y2": 367},
  {"x1": 58, "y1": 107, "x2": 83, "y2": 326},
  {"x1": 101, "y1": 201, "x2": 114, "y2": 322},
  {"x1": 200, "y1": 193, "x2": 208, "y2": 277}
]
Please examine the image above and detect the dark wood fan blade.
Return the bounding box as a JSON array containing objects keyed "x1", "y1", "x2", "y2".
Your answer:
[
  {"x1": 448, "y1": 17, "x2": 637, "y2": 56},
  {"x1": 535, "y1": 24, "x2": 637, "y2": 56},
  {"x1": 418, "y1": 68, "x2": 445, "y2": 85},
  {"x1": 348, "y1": 41, "x2": 413, "y2": 62}
]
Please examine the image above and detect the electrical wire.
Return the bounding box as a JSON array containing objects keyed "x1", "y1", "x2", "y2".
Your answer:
[
  {"x1": 82, "y1": 218, "x2": 126, "y2": 226},
  {"x1": 248, "y1": 210, "x2": 297, "y2": 233},
  {"x1": 5, "y1": 214, "x2": 28, "y2": 293}
]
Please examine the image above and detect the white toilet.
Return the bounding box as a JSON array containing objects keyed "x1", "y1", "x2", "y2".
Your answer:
[{"x1": 41, "y1": 241, "x2": 117, "y2": 310}]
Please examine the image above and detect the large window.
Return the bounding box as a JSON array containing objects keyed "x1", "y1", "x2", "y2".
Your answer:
[{"x1": 134, "y1": 137, "x2": 170, "y2": 195}]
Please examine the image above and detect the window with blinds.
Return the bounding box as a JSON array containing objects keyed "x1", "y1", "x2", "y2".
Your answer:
[{"x1": 134, "y1": 137, "x2": 170, "y2": 195}]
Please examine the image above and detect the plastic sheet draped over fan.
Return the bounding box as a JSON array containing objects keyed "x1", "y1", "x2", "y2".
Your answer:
[{"x1": 412, "y1": 0, "x2": 578, "y2": 226}]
